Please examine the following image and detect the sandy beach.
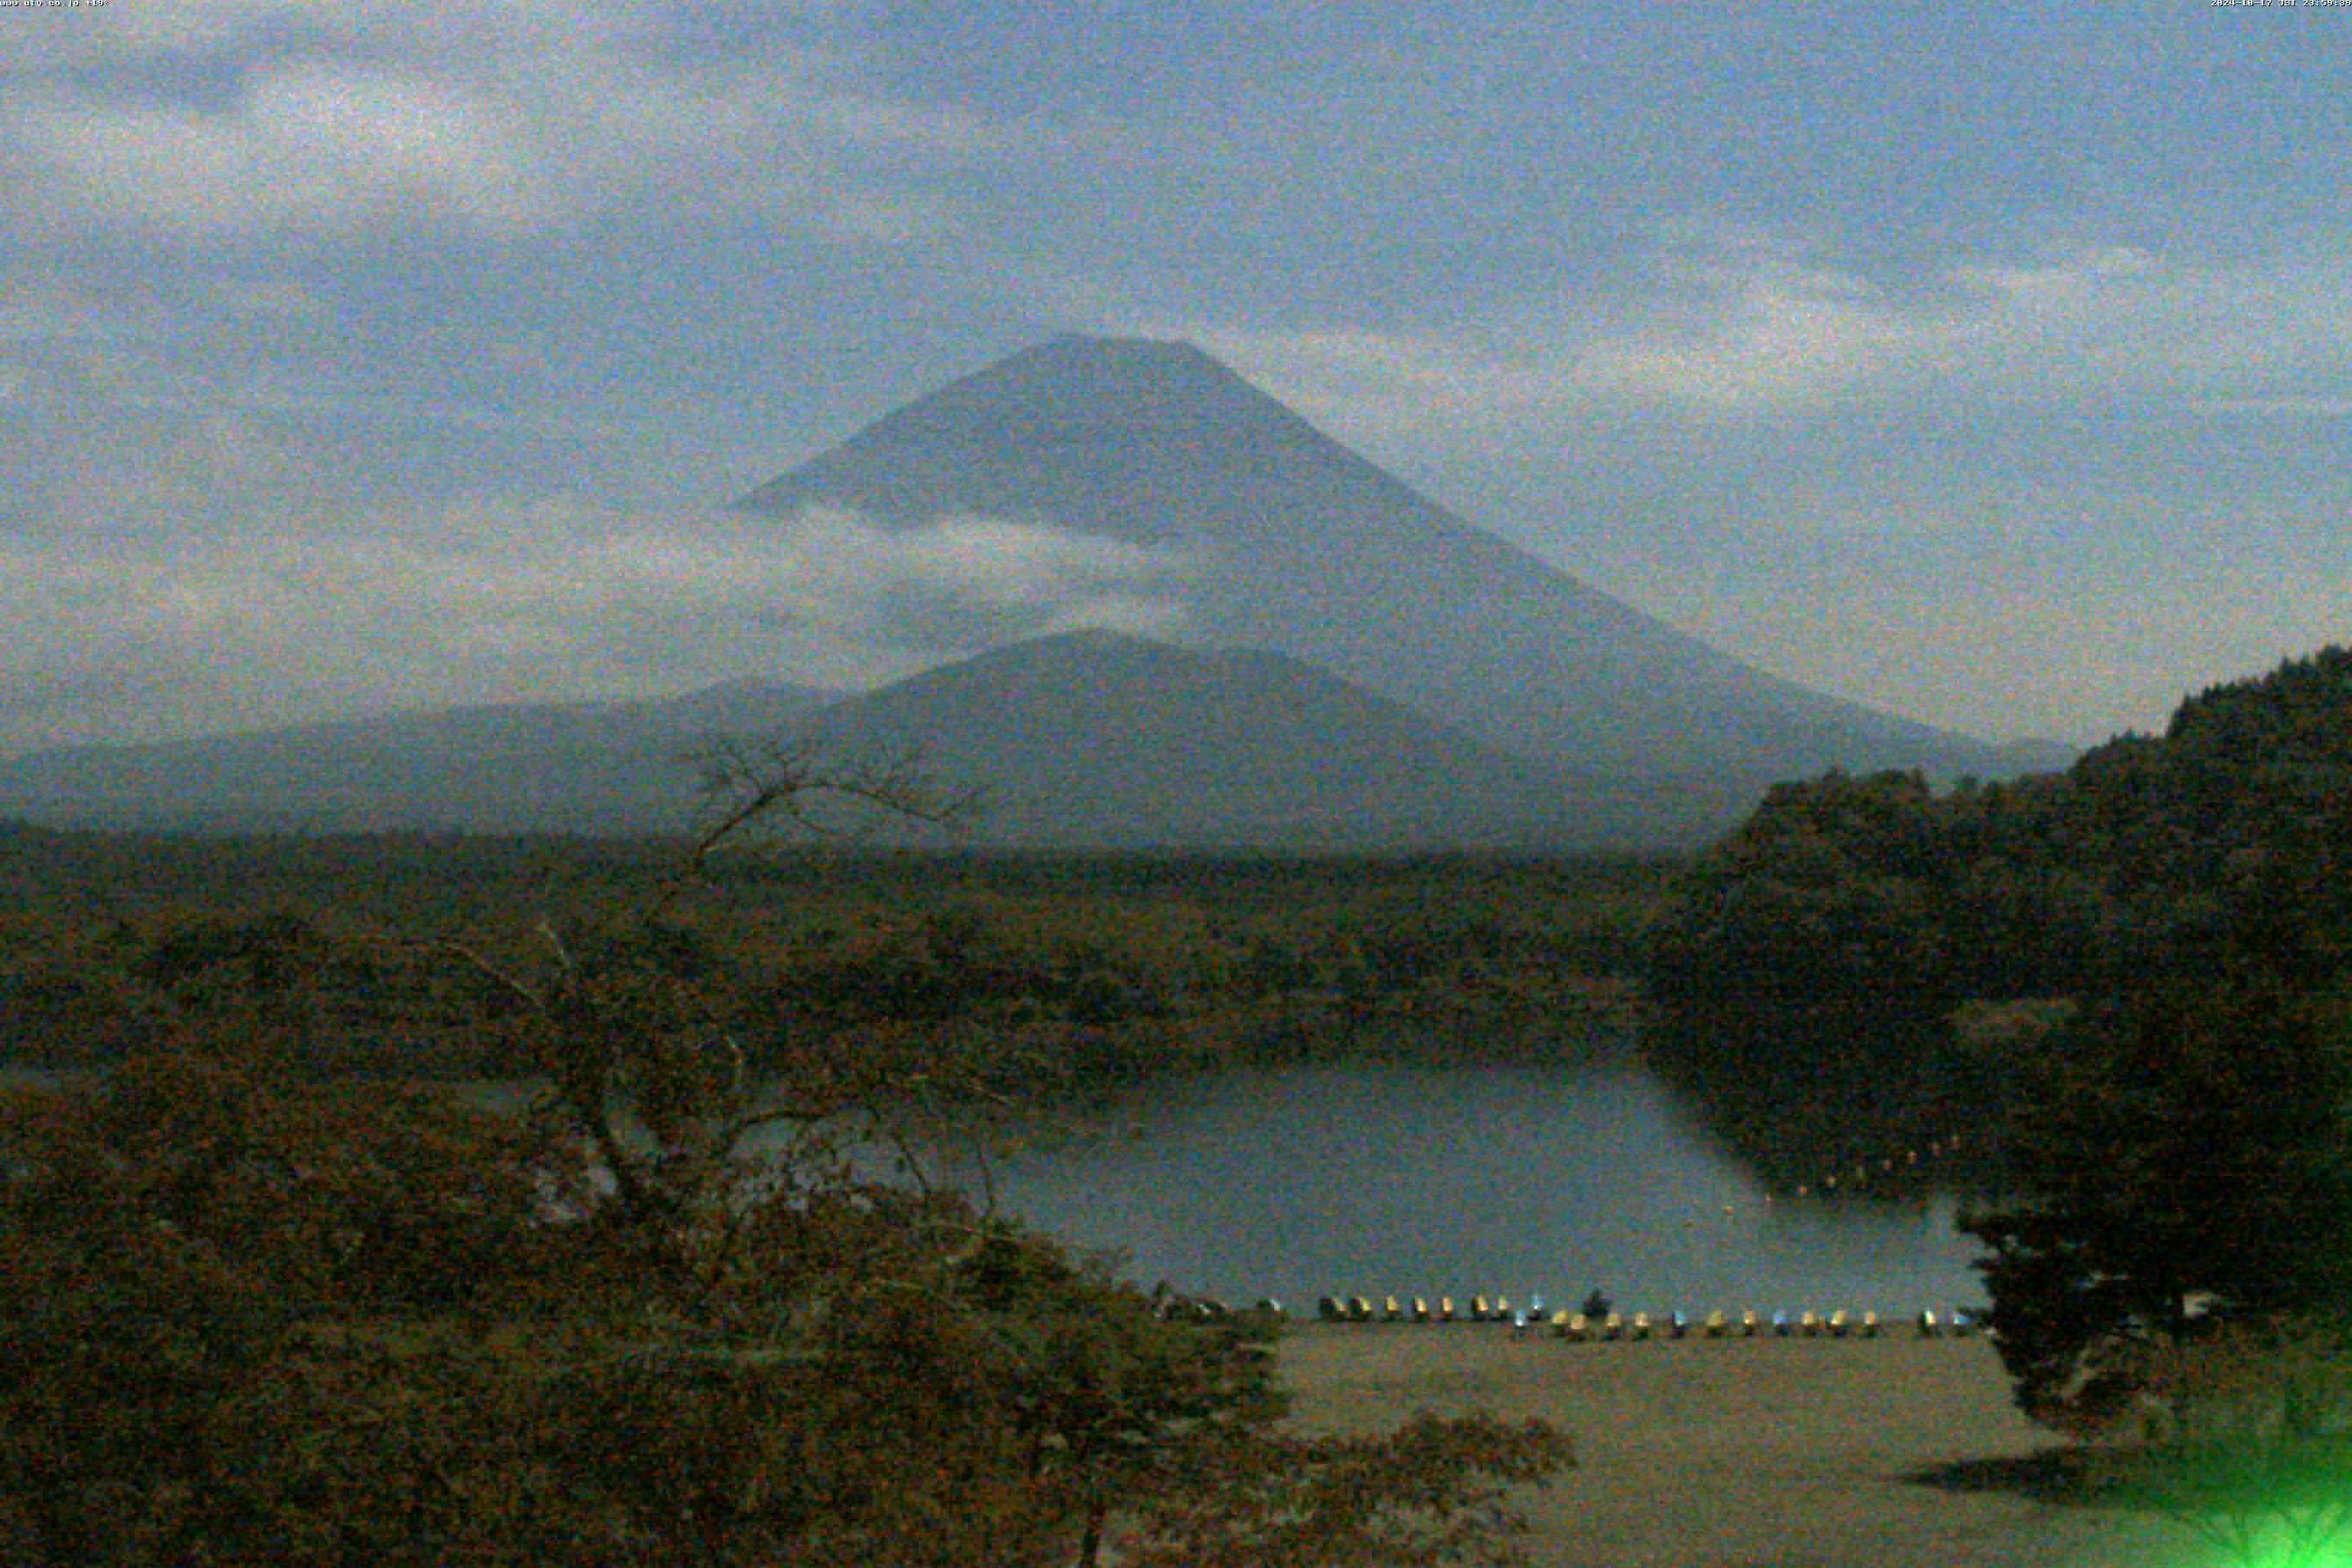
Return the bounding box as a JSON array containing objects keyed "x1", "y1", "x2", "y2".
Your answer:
[{"x1": 1276, "y1": 1322, "x2": 2203, "y2": 1568}]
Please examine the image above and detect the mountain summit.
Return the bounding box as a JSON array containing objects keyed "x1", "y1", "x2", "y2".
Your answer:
[
  {"x1": 739, "y1": 335, "x2": 2031, "y2": 817},
  {"x1": 738, "y1": 335, "x2": 1313, "y2": 545}
]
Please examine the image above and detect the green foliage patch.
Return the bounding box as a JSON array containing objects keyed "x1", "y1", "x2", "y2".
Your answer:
[
  {"x1": 0, "y1": 834, "x2": 1670, "y2": 1084},
  {"x1": 0, "y1": 770, "x2": 1579, "y2": 1565}
]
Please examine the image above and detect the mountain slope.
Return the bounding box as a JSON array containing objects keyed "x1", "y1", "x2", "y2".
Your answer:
[
  {"x1": 792, "y1": 629, "x2": 1695, "y2": 848},
  {"x1": 740, "y1": 334, "x2": 2033, "y2": 792},
  {"x1": 0, "y1": 635, "x2": 1707, "y2": 848},
  {"x1": 0, "y1": 680, "x2": 837, "y2": 833},
  {"x1": 0, "y1": 335, "x2": 2058, "y2": 846}
]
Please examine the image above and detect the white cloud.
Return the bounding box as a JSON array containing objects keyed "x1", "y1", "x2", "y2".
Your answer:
[
  {"x1": 1198, "y1": 233, "x2": 2352, "y2": 433},
  {"x1": 11, "y1": 65, "x2": 542, "y2": 234},
  {"x1": 778, "y1": 508, "x2": 1194, "y2": 622},
  {"x1": 2, "y1": 5, "x2": 1000, "y2": 243},
  {"x1": 1562, "y1": 250, "x2": 1940, "y2": 412},
  {"x1": 0, "y1": 497, "x2": 1198, "y2": 753}
]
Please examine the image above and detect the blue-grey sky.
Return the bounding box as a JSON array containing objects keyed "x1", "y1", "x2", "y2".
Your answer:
[{"x1": 4, "y1": 0, "x2": 2348, "y2": 756}]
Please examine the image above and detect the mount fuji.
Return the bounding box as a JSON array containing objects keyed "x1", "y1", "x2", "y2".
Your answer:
[
  {"x1": 740, "y1": 334, "x2": 2043, "y2": 795},
  {"x1": 0, "y1": 335, "x2": 2061, "y2": 844}
]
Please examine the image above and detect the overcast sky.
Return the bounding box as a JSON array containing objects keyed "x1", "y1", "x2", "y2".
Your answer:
[{"x1": 5, "y1": 0, "x2": 2348, "y2": 757}]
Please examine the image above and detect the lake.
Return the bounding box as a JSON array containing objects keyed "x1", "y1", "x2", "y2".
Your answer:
[
  {"x1": 921, "y1": 1063, "x2": 1988, "y2": 1318},
  {"x1": 7, "y1": 1060, "x2": 1988, "y2": 1320}
]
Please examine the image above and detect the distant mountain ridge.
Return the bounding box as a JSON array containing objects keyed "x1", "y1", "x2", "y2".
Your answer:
[
  {"x1": 0, "y1": 635, "x2": 1722, "y2": 848},
  {"x1": 0, "y1": 334, "x2": 2076, "y2": 845},
  {"x1": 738, "y1": 333, "x2": 2035, "y2": 790},
  {"x1": 0, "y1": 680, "x2": 838, "y2": 834},
  {"x1": 791, "y1": 629, "x2": 1708, "y2": 848}
]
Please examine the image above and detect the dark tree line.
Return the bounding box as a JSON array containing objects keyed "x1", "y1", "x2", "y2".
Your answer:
[
  {"x1": 1645, "y1": 646, "x2": 2352, "y2": 1449},
  {"x1": 0, "y1": 828, "x2": 1665, "y2": 1086}
]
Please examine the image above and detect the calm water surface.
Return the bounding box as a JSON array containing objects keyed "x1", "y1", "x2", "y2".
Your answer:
[
  {"x1": 936, "y1": 1064, "x2": 1985, "y2": 1318},
  {"x1": 6, "y1": 1061, "x2": 1984, "y2": 1318}
]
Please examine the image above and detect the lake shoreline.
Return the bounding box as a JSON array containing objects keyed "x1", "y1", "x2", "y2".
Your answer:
[{"x1": 1273, "y1": 1322, "x2": 2193, "y2": 1566}]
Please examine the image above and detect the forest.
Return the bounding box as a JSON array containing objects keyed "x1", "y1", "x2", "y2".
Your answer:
[
  {"x1": 0, "y1": 761, "x2": 1609, "y2": 1566},
  {"x1": 1646, "y1": 649, "x2": 2352, "y2": 1176},
  {"x1": 0, "y1": 829, "x2": 1665, "y2": 1086},
  {"x1": 1645, "y1": 645, "x2": 2352, "y2": 1530}
]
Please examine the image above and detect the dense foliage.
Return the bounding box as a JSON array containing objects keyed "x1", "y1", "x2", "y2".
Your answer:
[
  {"x1": 0, "y1": 832, "x2": 1666, "y2": 1084},
  {"x1": 2083, "y1": 1316, "x2": 2352, "y2": 1568},
  {"x1": 0, "y1": 761, "x2": 1574, "y2": 1565},
  {"x1": 5, "y1": 1040, "x2": 1573, "y2": 1565},
  {"x1": 1644, "y1": 766, "x2": 2031, "y2": 1178},
  {"x1": 1646, "y1": 646, "x2": 2352, "y2": 1436}
]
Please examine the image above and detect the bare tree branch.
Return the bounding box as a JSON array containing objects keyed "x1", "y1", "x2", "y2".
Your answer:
[{"x1": 419, "y1": 937, "x2": 547, "y2": 1015}]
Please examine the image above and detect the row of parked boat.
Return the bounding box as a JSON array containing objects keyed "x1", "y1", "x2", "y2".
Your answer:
[
  {"x1": 1143, "y1": 1293, "x2": 1986, "y2": 1338},
  {"x1": 1303, "y1": 1296, "x2": 1984, "y2": 1338}
]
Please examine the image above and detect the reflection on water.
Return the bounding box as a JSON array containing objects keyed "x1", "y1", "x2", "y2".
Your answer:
[
  {"x1": 5, "y1": 1061, "x2": 1985, "y2": 1317},
  {"x1": 936, "y1": 1065, "x2": 1987, "y2": 1315}
]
